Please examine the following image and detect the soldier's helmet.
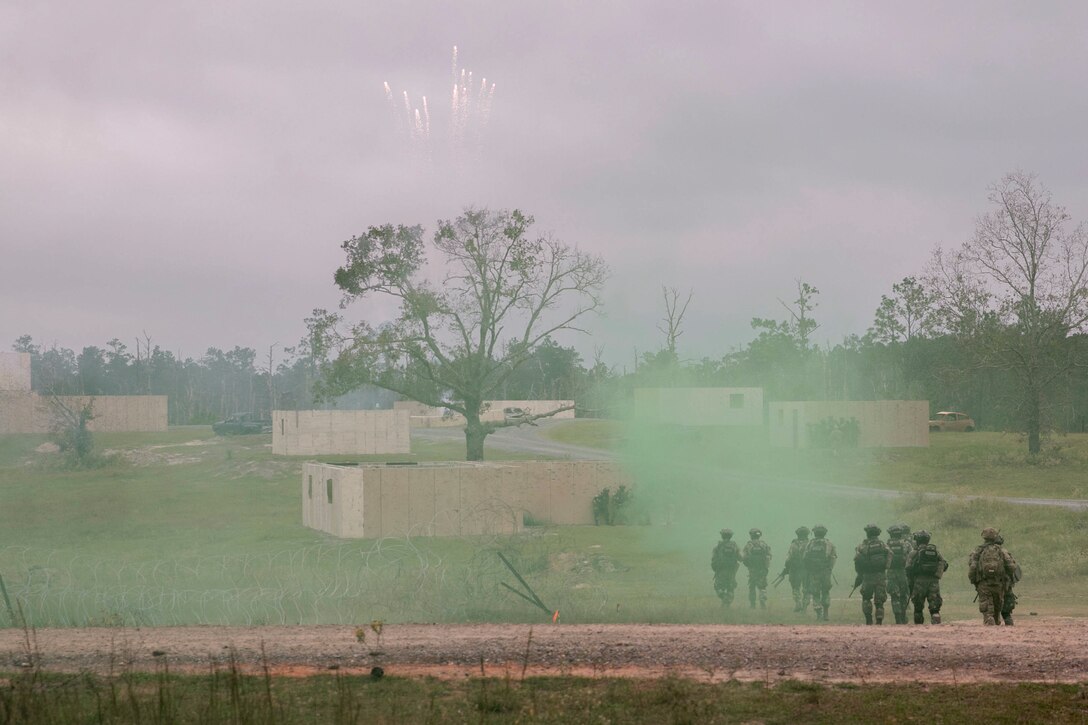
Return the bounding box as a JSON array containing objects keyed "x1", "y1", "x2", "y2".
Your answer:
[
  {"x1": 913, "y1": 530, "x2": 931, "y2": 544},
  {"x1": 720, "y1": 528, "x2": 733, "y2": 539},
  {"x1": 795, "y1": 526, "x2": 810, "y2": 538},
  {"x1": 994, "y1": 533, "x2": 1005, "y2": 545},
  {"x1": 887, "y1": 524, "x2": 903, "y2": 537},
  {"x1": 981, "y1": 527, "x2": 999, "y2": 541},
  {"x1": 749, "y1": 528, "x2": 762, "y2": 539},
  {"x1": 811, "y1": 524, "x2": 828, "y2": 537},
  {"x1": 898, "y1": 523, "x2": 911, "y2": 535},
  {"x1": 864, "y1": 523, "x2": 881, "y2": 537}
]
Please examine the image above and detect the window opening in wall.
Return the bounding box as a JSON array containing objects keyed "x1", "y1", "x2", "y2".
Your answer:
[
  {"x1": 729, "y1": 393, "x2": 744, "y2": 409},
  {"x1": 308, "y1": 475, "x2": 312, "y2": 499},
  {"x1": 326, "y1": 479, "x2": 333, "y2": 504},
  {"x1": 281, "y1": 419, "x2": 285, "y2": 435}
]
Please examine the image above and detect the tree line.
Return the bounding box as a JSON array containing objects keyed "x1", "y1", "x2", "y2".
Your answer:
[{"x1": 12, "y1": 172, "x2": 1088, "y2": 456}]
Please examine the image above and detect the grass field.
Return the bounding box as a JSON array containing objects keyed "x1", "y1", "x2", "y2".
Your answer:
[
  {"x1": 2, "y1": 667, "x2": 1087, "y2": 724},
  {"x1": 0, "y1": 424, "x2": 1085, "y2": 628},
  {"x1": 546, "y1": 420, "x2": 1088, "y2": 499}
]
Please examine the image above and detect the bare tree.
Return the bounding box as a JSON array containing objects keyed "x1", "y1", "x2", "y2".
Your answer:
[
  {"x1": 657, "y1": 286, "x2": 693, "y2": 358},
  {"x1": 311, "y1": 208, "x2": 608, "y2": 460},
  {"x1": 927, "y1": 171, "x2": 1088, "y2": 454},
  {"x1": 778, "y1": 280, "x2": 820, "y2": 350}
]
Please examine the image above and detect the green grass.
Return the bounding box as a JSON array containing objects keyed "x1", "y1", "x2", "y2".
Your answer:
[
  {"x1": 2, "y1": 669, "x2": 1087, "y2": 724},
  {"x1": 1, "y1": 425, "x2": 1086, "y2": 627}
]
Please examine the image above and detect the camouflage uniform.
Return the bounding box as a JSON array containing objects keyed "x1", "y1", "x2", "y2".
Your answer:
[
  {"x1": 853, "y1": 525, "x2": 892, "y2": 625},
  {"x1": 741, "y1": 529, "x2": 772, "y2": 609},
  {"x1": 905, "y1": 531, "x2": 947, "y2": 624},
  {"x1": 783, "y1": 527, "x2": 810, "y2": 612},
  {"x1": 969, "y1": 528, "x2": 1018, "y2": 626},
  {"x1": 885, "y1": 525, "x2": 914, "y2": 625},
  {"x1": 711, "y1": 530, "x2": 741, "y2": 607},
  {"x1": 994, "y1": 534, "x2": 1022, "y2": 626},
  {"x1": 802, "y1": 525, "x2": 837, "y2": 621}
]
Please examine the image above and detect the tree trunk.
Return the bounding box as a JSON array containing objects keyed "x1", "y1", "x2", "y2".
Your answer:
[
  {"x1": 1026, "y1": 385, "x2": 1042, "y2": 456},
  {"x1": 464, "y1": 397, "x2": 487, "y2": 461}
]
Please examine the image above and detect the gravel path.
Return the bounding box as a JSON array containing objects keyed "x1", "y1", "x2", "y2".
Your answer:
[{"x1": 5, "y1": 619, "x2": 1087, "y2": 684}]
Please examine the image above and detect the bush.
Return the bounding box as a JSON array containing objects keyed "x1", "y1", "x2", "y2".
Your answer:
[{"x1": 807, "y1": 416, "x2": 860, "y2": 449}]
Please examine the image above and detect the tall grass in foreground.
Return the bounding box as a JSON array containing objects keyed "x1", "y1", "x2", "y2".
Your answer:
[{"x1": 2, "y1": 665, "x2": 1087, "y2": 724}]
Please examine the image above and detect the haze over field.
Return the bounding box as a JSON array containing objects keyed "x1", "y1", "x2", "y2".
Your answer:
[{"x1": 3, "y1": 2, "x2": 1088, "y2": 362}]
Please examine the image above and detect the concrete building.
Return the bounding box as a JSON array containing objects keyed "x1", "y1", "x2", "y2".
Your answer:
[
  {"x1": 0, "y1": 352, "x2": 168, "y2": 434},
  {"x1": 302, "y1": 460, "x2": 632, "y2": 538},
  {"x1": 768, "y1": 400, "x2": 929, "y2": 448},
  {"x1": 393, "y1": 400, "x2": 576, "y2": 428},
  {"x1": 0, "y1": 352, "x2": 32, "y2": 391},
  {"x1": 633, "y1": 387, "x2": 764, "y2": 426},
  {"x1": 272, "y1": 409, "x2": 411, "y2": 456}
]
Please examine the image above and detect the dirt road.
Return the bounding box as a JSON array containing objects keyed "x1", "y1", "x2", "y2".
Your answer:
[{"x1": 5, "y1": 619, "x2": 1087, "y2": 684}]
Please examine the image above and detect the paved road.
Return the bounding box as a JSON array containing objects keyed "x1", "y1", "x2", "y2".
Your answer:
[
  {"x1": 414, "y1": 420, "x2": 1088, "y2": 511},
  {"x1": 412, "y1": 420, "x2": 608, "y2": 460}
]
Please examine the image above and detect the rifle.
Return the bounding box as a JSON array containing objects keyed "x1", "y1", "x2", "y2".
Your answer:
[
  {"x1": 772, "y1": 567, "x2": 788, "y2": 588},
  {"x1": 848, "y1": 573, "x2": 862, "y2": 598}
]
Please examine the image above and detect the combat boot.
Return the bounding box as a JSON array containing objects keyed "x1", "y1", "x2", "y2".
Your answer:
[
  {"x1": 913, "y1": 611, "x2": 924, "y2": 624},
  {"x1": 814, "y1": 607, "x2": 823, "y2": 621},
  {"x1": 862, "y1": 602, "x2": 873, "y2": 625},
  {"x1": 822, "y1": 609, "x2": 830, "y2": 622},
  {"x1": 875, "y1": 607, "x2": 884, "y2": 625},
  {"x1": 984, "y1": 616, "x2": 996, "y2": 625},
  {"x1": 931, "y1": 611, "x2": 941, "y2": 625},
  {"x1": 1002, "y1": 614, "x2": 1013, "y2": 626}
]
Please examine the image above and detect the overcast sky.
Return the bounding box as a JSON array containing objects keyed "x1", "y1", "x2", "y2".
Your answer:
[{"x1": 3, "y1": 1, "x2": 1087, "y2": 367}]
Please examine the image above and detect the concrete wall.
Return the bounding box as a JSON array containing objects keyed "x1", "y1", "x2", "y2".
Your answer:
[
  {"x1": 768, "y1": 400, "x2": 929, "y2": 448},
  {"x1": 633, "y1": 387, "x2": 764, "y2": 426},
  {"x1": 394, "y1": 400, "x2": 576, "y2": 428},
  {"x1": 0, "y1": 353, "x2": 31, "y2": 392},
  {"x1": 302, "y1": 460, "x2": 633, "y2": 538},
  {"x1": 273, "y1": 409, "x2": 411, "y2": 456},
  {"x1": 0, "y1": 393, "x2": 168, "y2": 434}
]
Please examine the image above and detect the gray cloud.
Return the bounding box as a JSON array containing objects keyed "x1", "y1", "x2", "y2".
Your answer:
[{"x1": 2, "y1": 1, "x2": 1086, "y2": 362}]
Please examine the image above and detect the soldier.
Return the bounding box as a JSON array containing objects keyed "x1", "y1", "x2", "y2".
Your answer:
[
  {"x1": 993, "y1": 533, "x2": 1022, "y2": 626},
  {"x1": 968, "y1": 528, "x2": 1018, "y2": 625},
  {"x1": 905, "y1": 530, "x2": 947, "y2": 624},
  {"x1": 802, "y1": 524, "x2": 837, "y2": 621},
  {"x1": 711, "y1": 529, "x2": 741, "y2": 607},
  {"x1": 885, "y1": 524, "x2": 914, "y2": 624},
  {"x1": 853, "y1": 524, "x2": 892, "y2": 625},
  {"x1": 741, "y1": 528, "x2": 772, "y2": 609},
  {"x1": 778, "y1": 526, "x2": 810, "y2": 612}
]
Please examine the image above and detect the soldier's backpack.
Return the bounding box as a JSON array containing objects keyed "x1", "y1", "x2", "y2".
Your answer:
[
  {"x1": 713, "y1": 541, "x2": 739, "y2": 570},
  {"x1": 977, "y1": 543, "x2": 1006, "y2": 580},
  {"x1": 913, "y1": 544, "x2": 942, "y2": 576},
  {"x1": 857, "y1": 538, "x2": 888, "y2": 573},
  {"x1": 746, "y1": 541, "x2": 770, "y2": 568},
  {"x1": 803, "y1": 538, "x2": 831, "y2": 569},
  {"x1": 887, "y1": 539, "x2": 910, "y2": 569}
]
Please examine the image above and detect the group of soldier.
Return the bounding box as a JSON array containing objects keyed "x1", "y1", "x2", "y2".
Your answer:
[{"x1": 711, "y1": 524, "x2": 1021, "y2": 625}]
